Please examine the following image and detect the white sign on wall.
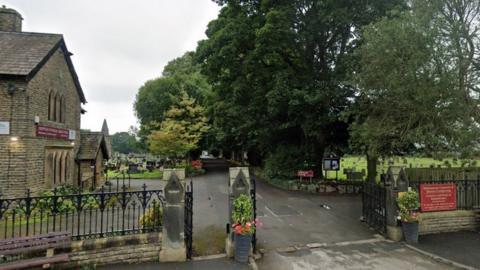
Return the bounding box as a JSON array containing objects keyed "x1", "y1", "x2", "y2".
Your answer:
[
  {"x1": 68, "y1": 130, "x2": 76, "y2": 140},
  {"x1": 0, "y1": 121, "x2": 10, "y2": 135}
]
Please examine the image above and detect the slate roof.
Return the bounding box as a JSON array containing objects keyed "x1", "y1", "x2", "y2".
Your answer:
[
  {"x1": 0, "y1": 31, "x2": 87, "y2": 103},
  {"x1": 78, "y1": 132, "x2": 111, "y2": 161}
]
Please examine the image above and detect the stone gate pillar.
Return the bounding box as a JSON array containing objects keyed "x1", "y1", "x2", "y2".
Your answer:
[
  {"x1": 385, "y1": 166, "x2": 409, "y2": 241},
  {"x1": 226, "y1": 167, "x2": 251, "y2": 257},
  {"x1": 160, "y1": 169, "x2": 186, "y2": 262}
]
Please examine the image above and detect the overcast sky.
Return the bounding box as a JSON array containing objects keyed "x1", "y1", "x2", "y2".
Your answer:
[{"x1": 2, "y1": 0, "x2": 220, "y2": 133}]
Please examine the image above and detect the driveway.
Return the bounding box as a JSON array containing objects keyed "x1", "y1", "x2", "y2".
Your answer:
[
  {"x1": 255, "y1": 179, "x2": 374, "y2": 250},
  {"x1": 111, "y1": 167, "x2": 465, "y2": 269},
  {"x1": 257, "y1": 238, "x2": 455, "y2": 270}
]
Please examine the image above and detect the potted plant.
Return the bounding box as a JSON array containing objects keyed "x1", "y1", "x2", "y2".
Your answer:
[
  {"x1": 231, "y1": 194, "x2": 256, "y2": 263},
  {"x1": 396, "y1": 189, "x2": 420, "y2": 244}
]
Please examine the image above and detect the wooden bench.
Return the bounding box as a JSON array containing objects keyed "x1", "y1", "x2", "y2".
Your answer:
[{"x1": 0, "y1": 231, "x2": 71, "y2": 270}]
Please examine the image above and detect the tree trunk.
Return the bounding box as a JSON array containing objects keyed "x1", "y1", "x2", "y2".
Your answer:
[
  {"x1": 366, "y1": 154, "x2": 377, "y2": 182},
  {"x1": 315, "y1": 147, "x2": 325, "y2": 180}
]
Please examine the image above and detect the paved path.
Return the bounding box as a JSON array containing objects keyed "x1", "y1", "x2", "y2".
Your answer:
[
  {"x1": 99, "y1": 257, "x2": 249, "y2": 270},
  {"x1": 412, "y1": 231, "x2": 480, "y2": 269},
  {"x1": 255, "y1": 178, "x2": 374, "y2": 249},
  {"x1": 257, "y1": 238, "x2": 455, "y2": 270},
  {"x1": 110, "y1": 168, "x2": 474, "y2": 269}
]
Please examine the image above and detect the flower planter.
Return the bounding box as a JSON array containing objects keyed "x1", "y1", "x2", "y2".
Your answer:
[
  {"x1": 234, "y1": 234, "x2": 252, "y2": 263},
  {"x1": 402, "y1": 221, "x2": 419, "y2": 244}
]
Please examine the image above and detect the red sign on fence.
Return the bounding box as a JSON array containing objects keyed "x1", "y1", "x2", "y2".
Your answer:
[
  {"x1": 420, "y1": 183, "x2": 456, "y2": 212},
  {"x1": 297, "y1": 170, "x2": 314, "y2": 178},
  {"x1": 36, "y1": 125, "x2": 69, "y2": 140}
]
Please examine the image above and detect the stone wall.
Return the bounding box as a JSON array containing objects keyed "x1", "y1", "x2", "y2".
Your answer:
[
  {"x1": 419, "y1": 210, "x2": 480, "y2": 235},
  {"x1": 58, "y1": 233, "x2": 162, "y2": 269},
  {"x1": 0, "y1": 47, "x2": 82, "y2": 197}
]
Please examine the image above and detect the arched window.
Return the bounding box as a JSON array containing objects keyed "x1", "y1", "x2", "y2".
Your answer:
[
  {"x1": 45, "y1": 152, "x2": 54, "y2": 186},
  {"x1": 52, "y1": 152, "x2": 57, "y2": 185},
  {"x1": 59, "y1": 151, "x2": 65, "y2": 184},
  {"x1": 55, "y1": 93, "x2": 61, "y2": 122},
  {"x1": 48, "y1": 91, "x2": 55, "y2": 121},
  {"x1": 60, "y1": 96, "x2": 66, "y2": 123},
  {"x1": 64, "y1": 152, "x2": 70, "y2": 184}
]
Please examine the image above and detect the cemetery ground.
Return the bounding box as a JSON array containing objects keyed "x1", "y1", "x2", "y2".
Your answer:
[
  {"x1": 326, "y1": 156, "x2": 478, "y2": 180},
  {"x1": 115, "y1": 164, "x2": 479, "y2": 270}
]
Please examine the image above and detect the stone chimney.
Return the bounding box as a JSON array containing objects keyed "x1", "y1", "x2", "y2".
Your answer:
[{"x1": 0, "y1": 5, "x2": 23, "y2": 32}]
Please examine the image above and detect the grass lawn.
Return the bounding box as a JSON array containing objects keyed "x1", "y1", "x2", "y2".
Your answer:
[
  {"x1": 326, "y1": 156, "x2": 478, "y2": 180},
  {"x1": 107, "y1": 170, "x2": 163, "y2": 179}
]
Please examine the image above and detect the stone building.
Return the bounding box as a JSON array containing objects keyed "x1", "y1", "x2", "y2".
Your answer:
[
  {"x1": 0, "y1": 6, "x2": 110, "y2": 197},
  {"x1": 77, "y1": 120, "x2": 112, "y2": 189}
]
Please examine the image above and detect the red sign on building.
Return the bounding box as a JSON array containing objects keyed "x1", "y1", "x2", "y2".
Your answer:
[
  {"x1": 297, "y1": 170, "x2": 314, "y2": 178},
  {"x1": 420, "y1": 183, "x2": 456, "y2": 212},
  {"x1": 36, "y1": 125, "x2": 69, "y2": 140}
]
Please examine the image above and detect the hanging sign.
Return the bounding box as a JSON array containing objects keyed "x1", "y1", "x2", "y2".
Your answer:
[
  {"x1": 420, "y1": 183, "x2": 456, "y2": 212},
  {"x1": 36, "y1": 125, "x2": 69, "y2": 140}
]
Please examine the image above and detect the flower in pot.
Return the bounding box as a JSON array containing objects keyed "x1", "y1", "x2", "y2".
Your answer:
[
  {"x1": 396, "y1": 189, "x2": 420, "y2": 244},
  {"x1": 232, "y1": 194, "x2": 256, "y2": 263}
]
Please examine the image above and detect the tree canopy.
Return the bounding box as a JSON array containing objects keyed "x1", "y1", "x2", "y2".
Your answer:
[
  {"x1": 111, "y1": 131, "x2": 140, "y2": 154},
  {"x1": 148, "y1": 91, "x2": 210, "y2": 159},
  {"x1": 350, "y1": 0, "x2": 480, "y2": 159},
  {"x1": 196, "y1": 0, "x2": 404, "y2": 173},
  {"x1": 134, "y1": 52, "x2": 211, "y2": 139}
]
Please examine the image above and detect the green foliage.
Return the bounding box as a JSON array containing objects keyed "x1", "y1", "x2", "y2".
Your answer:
[
  {"x1": 139, "y1": 200, "x2": 163, "y2": 228},
  {"x1": 232, "y1": 194, "x2": 254, "y2": 235},
  {"x1": 148, "y1": 91, "x2": 210, "y2": 159},
  {"x1": 263, "y1": 145, "x2": 304, "y2": 181},
  {"x1": 111, "y1": 132, "x2": 140, "y2": 154},
  {"x1": 134, "y1": 52, "x2": 211, "y2": 142},
  {"x1": 80, "y1": 263, "x2": 96, "y2": 270},
  {"x1": 350, "y1": 0, "x2": 480, "y2": 159},
  {"x1": 196, "y1": 0, "x2": 403, "y2": 169},
  {"x1": 396, "y1": 190, "x2": 420, "y2": 222}
]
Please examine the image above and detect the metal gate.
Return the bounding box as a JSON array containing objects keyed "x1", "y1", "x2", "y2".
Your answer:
[
  {"x1": 250, "y1": 175, "x2": 257, "y2": 253},
  {"x1": 362, "y1": 181, "x2": 387, "y2": 234},
  {"x1": 184, "y1": 181, "x2": 193, "y2": 259}
]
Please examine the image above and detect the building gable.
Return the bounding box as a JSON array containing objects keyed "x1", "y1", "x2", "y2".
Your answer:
[{"x1": 0, "y1": 31, "x2": 86, "y2": 103}]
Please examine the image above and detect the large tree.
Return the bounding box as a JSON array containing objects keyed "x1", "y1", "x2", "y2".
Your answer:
[
  {"x1": 111, "y1": 131, "x2": 140, "y2": 154},
  {"x1": 148, "y1": 91, "x2": 210, "y2": 161},
  {"x1": 197, "y1": 0, "x2": 403, "y2": 175},
  {"x1": 134, "y1": 52, "x2": 211, "y2": 140},
  {"x1": 350, "y1": 0, "x2": 480, "y2": 181}
]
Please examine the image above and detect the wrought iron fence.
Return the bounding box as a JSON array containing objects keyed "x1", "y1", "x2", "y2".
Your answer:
[
  {"x1": 0, "y1": 185, "x2": 164, "y2": 240},
  {"x1": 409, "y1": 177, "x2": 480, "y2": 210},
  {"x1": 362, "y1": 182, "x2": 387, "y2": 234}
]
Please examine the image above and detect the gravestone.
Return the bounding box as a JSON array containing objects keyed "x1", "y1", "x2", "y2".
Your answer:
[
  {"x1": 385, "y1": 166, "x2": 409, "y2": 241},
  {"x1": 226, "y1": 167, "x2": 251, "y2": 257},
  {"x1": 160, "y1": 169, "x2": 186, "y2": 262}
]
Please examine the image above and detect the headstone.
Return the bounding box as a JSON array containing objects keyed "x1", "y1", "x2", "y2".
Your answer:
[{"x1": 160, "y1": 169, "x2": 186, "y2": 262}]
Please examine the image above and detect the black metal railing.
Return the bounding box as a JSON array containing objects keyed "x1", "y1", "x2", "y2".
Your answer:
[
  {"x1": 250, "y1": 175, "x2": 257, "y2": 253},
  {"x1": 0, "y1": 184, "x2": 164, "y2": 240},
  {"x1": 362, "y1": 182, "x2": 387, "y2": 234},
  {"x1": 105, "y1": 172, "x2": 132, "y2": 192},
  {"x1": 409, "y1": 177, "x2": 480, "y2": 210},
  {"x1": 184, "y1": 181, "x2": 193, "y2": 260}
]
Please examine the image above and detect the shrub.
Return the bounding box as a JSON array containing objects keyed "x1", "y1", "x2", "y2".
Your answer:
[
  {"x1": 232, "y1": 194, "x2": 256, "y2": 235},
  {"x1": 264, "y1": 145, "x2": 304, "y2": 181},
  {"x1": 396, "y1": 190, "x2": 420, "y2": 222},
  {"x1": 140, "y1": 200, "x2": 163, "y2": 228}
]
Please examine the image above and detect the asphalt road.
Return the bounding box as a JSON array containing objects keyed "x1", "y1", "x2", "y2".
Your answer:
[
  {"x1": 254, "y1": 178, "x2": 375, "y2": 250},
  {"x1": 110, "y1": 167, "x2": 470, "y2": 270},
  {"x1": 120, "y1": 169, "x2": 375, "y2": 249}
]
